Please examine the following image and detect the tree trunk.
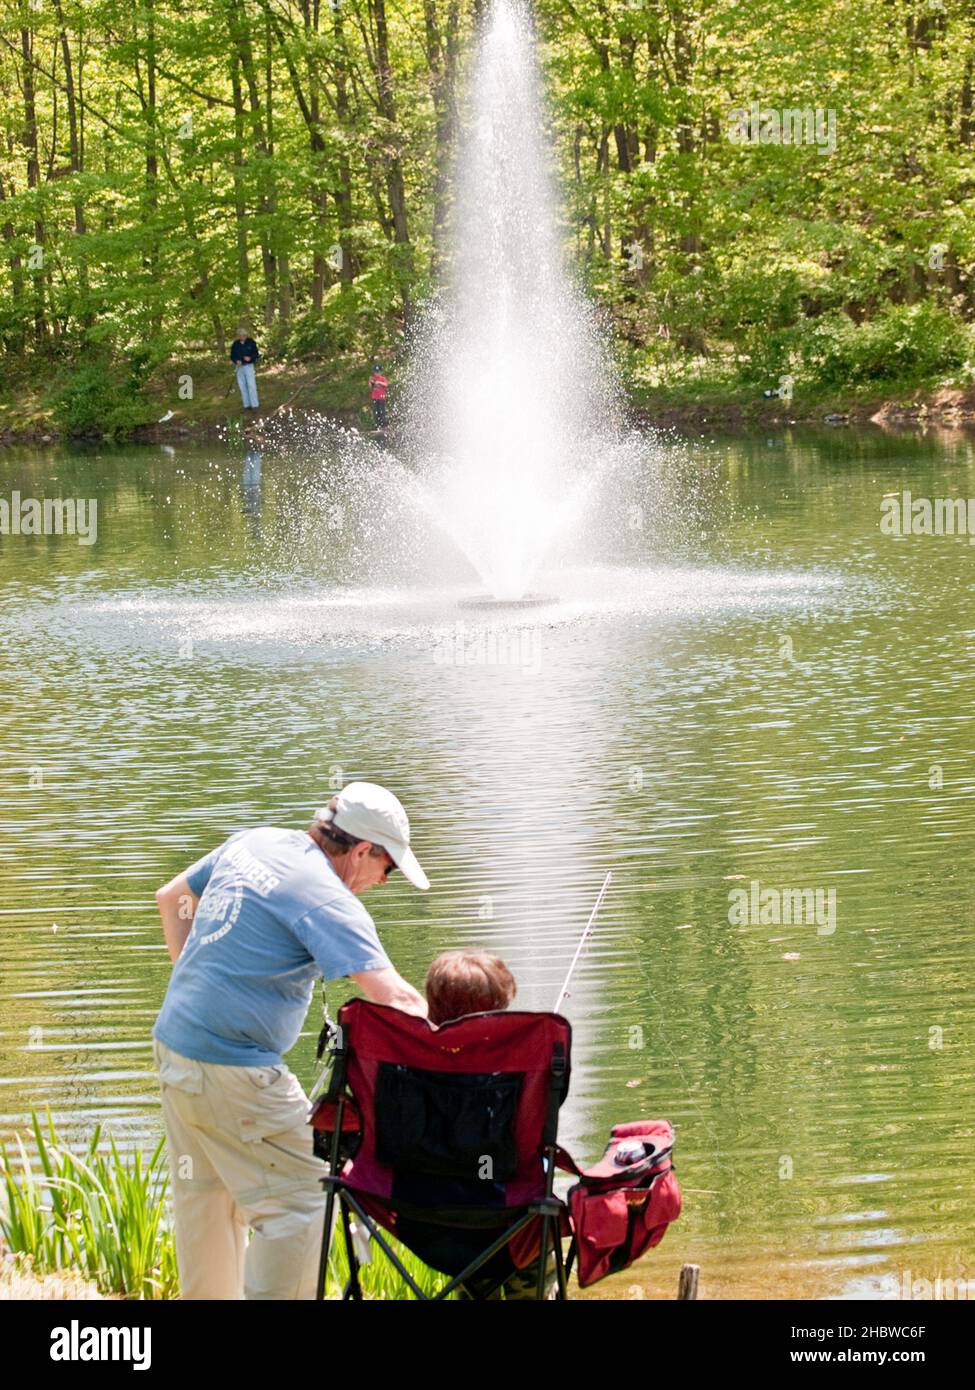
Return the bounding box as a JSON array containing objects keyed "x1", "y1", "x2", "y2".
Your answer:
[
  {"x1": 261, "y1": 0, "x2": 338, "y2": 308},
  {"x1": 226, "y1": 1, "x2": 277, "y2": 328},
  {"x1": 305, "y1": 0, "x2": 327, "y2": 312},
  {"x1": 671, "y1": 6, "x2": 700, "y2": 260},
  {"x1": 144, "y1": 0, "x2": 161, "y2": 336},
  {"x1": 20, "y1": 23, "x2": 46, "y2": 344},
  {"x1": 265, "y1": 10, "x2": 290, "y2": 323},
  {"x1": 332, "y1": 3, "x2": 357, "y2": 286},
  {"x1": 230, "y1": 52, "x2": 251, "y2": 313},
  {"x1": 423, "y1": 0, "x2": 460, "y2": 277},
  {"x1": 0, "y1": 175, "x2": 25, "y2": 351},
  {"x1": 53, "y1": 1, "x2": 88, "y2": 262},
  {"x1": 598, "y1": 128, "x2": 611, "y2": 258},
  {"x1": 371, "y1": 0, "x2": 413, "y2": 317}
]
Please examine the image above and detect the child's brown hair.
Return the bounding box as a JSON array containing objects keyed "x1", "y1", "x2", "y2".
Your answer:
[{"x1": 425, "y1": 949, "x2": 517, "y2": 1026}]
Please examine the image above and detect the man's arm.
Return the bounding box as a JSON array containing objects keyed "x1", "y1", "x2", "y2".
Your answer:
[
  {"x1": 155, "y1": 873, "x2": 200, "y2": 963},
  {"x1": 348, "y1": 966, "x2": 428, "y2": 1018}
]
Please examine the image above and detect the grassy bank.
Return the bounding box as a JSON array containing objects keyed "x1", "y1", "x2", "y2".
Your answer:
[
  {"x1": 0, "y1": 1250, "x2": 107, "y2": 1300},
  {"x1": 4, "y1": 347, "x2": 975, "y2": 447},
  {"x1": 628, "y1": 377, "x2": 975, "y2": 429},
  {"x1": 0, "y1": 355, "x2": 378, "y2": 446}
]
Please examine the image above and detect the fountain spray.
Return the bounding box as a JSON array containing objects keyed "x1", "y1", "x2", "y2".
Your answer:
[{"x1": 404, "y1": 0, "x2": 624, "y2": 607}]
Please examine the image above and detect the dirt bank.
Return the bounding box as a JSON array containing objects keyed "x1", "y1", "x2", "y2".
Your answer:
[{"x1": 4, "y1": 373, "x2": 975, "y2": 447}]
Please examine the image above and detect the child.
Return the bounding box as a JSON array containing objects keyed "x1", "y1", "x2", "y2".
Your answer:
[
  {"x1": 424, "y1": 949, "x2": 516, "y2": 1025},
  {"x1": 421, "y1": 949, "x2": 555, "y2": 1299},
  {"x1": 368, "y1": 363, "x2": 388, "y2": 428}
]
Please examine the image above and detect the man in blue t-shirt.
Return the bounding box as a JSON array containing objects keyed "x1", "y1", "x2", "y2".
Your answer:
[{"x1": 151, "y1": 780, "x2": 429, "y2": 1300}]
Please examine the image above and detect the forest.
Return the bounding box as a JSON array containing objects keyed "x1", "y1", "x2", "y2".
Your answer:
[{"x1": 0, "y1": 0, "x2": 973, "y2": 433}]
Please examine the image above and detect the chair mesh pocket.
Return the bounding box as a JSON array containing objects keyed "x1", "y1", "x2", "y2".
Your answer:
[{"x1": 375, "y1": 1063, "x2": 522, "y2": 1181}]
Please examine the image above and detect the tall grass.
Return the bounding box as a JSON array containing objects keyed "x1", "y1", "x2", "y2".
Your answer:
[
  {"x1": 0, "y1": 1110, "x2": 448, "y2": 1299},
  {"x1": 0, "y1": 1111, "x2": 177, "y2": 1299},
  {"x1": 325, "y1": 1222, "x2": 453, "y2": 1300}
]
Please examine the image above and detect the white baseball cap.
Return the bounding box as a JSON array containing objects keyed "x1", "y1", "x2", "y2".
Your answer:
[{"x1": 316, "y1": 781, "x2": 429, "y2": 891}]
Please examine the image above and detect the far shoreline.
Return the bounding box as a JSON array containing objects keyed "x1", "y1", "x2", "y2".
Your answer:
[{"x1": 4, "y1": 369, "x2": 975, "y2": 448}]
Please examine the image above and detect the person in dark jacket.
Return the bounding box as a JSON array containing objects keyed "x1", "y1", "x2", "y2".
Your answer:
[{"x1": 231, "y1": 330, "x2": 260, "y2": 410}]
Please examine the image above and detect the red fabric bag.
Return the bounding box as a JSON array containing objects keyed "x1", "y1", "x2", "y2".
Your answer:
[{"x1": 559, "y1": 1120, "x2": 681, "y2": 1288}]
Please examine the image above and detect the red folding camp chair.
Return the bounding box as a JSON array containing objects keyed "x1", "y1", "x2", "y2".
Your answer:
[{"x1": 311, "y1": 998, "x2": 573, "y2": 1300}]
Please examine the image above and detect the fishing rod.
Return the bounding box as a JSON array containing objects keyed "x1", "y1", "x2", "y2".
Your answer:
[
  {"x1": 552, "y1": 870, "x2": 612, "y2": 1013},
  {"x1": 308, "y1": 868, "x2": 613, "y2": 1096}
]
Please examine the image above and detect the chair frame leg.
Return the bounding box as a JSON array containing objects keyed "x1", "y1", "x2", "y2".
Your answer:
[
  {"x1": 340, "y1": 1200, "x2": 363, "y2": 1300},
  {"x1": 315, "y1": 1105, "x2": 574, "y2": 1302},
  {"x1": 316, "y1": 1091, "x2": 348, "y2": 1301},
  {"x1": 536, "y1": 1214, "x2": 552, "y2": 1299}
]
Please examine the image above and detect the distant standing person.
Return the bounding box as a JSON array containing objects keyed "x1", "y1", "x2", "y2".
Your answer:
[
  {"x1": 231, "y1": 329, "x2": 260, "y2": 411},
  {"x1": 369, "y1": 363, "x2": 388, "y2": 429}
]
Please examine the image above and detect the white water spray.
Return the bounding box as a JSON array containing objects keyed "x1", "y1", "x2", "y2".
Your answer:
[{"x1": 405, "y1": 0, "x2": 624, "y2": 601}]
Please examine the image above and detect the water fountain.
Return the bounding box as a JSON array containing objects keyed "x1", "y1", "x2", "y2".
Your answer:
[{"x1": 403, "y1": 0, "x2": 626, "y2": 607}]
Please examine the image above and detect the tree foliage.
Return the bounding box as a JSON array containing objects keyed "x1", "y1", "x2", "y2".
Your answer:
[{"x1": 0, "y1": 0, "x2": 971, "y2": 396}]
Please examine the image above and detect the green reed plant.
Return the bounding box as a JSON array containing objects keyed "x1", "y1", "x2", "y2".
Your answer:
[
  {"x1": 0, "y1": 1132, "x2": 58, "y2": 1268},
  {"x1": 0, "y1": 1111, "x2": 177, "y2": 1299},
  {"x1": 0, "y1": 1110, "x2": 448, "y2": 1299}
]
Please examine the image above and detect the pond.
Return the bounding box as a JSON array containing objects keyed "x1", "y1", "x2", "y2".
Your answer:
[{"x1": 1, "y1": 421, "x2": 973, "y2": 1299}]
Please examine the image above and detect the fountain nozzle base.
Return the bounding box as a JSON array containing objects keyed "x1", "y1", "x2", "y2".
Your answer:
[{"x1": 458, "y1": 593, "x2": 557, "y2": 610}]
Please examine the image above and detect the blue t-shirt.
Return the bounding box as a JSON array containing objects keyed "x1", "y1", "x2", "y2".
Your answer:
[{"x1": 152, "y1": 827, "x2": 392, "y2": 1065}]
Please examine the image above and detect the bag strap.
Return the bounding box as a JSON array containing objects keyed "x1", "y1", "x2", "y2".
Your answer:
[
  {"x1": 542, "y1": 1040, "x2": 568, "y2": 1149},
  {"x1": 555, "y1": 1144, "x2": 584, "y2": 1177}
]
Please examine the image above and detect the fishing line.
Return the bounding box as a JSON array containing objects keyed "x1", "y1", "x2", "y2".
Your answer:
[
  {"x1": 549, "y1": 868, "x2": 722, "y2": 1187},
  {"x1": 552, "y1": 870, "x2": 612, "y2": 1013}
]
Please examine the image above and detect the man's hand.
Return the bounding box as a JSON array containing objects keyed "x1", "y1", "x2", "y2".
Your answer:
[
  {"x1": 348, "y1": 966, "x2": 428, "y2": 1018},
  {"x1": 155, "y1": 873, "x2": 199, "y2": 963}
]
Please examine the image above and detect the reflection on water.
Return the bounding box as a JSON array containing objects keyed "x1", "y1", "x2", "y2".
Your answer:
[
  {"x1": 1, "y1": 426, "x2": 974, "y2": 1299},
  {"x1": 241, "y1": 449, "x2": 263, "y2": 536}
]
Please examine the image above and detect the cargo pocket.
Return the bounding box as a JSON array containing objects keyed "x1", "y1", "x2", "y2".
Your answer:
[
  {"x1": 642, "y1": 1170, "x2": 682, "y2": 1233},
  {"x1": 248, "y1": 1065, "x2": 286, "y2": 1090},
  {"x1": 578, "y1": 1190, "x2": 630, "y2": 1250},
  {"x1": 155, "y1": 1044, "x2": 204, "y2": 1096},
  {"x1": 233, "y1": 1065, "x2": 310, "y2": 1144}
]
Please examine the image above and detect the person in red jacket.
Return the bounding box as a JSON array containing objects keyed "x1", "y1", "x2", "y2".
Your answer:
[{"x1": 368, "y1": 363, "x2": 388, "y2": 429}]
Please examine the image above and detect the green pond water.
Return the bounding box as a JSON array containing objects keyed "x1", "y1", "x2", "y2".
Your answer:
[{"x1": 1, "y1": 423, "x2": 973, "y2": 1299}]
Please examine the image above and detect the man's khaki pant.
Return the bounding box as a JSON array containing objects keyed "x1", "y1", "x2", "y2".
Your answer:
[{"x1": 153, "y1": 1037, "x2": 328, "y2": 1300}]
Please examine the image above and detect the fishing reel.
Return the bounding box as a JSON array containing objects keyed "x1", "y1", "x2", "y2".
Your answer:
[
  {"x1": 308, "y1": 986, "x2": 361, "y2": 1164},
  {"x1": 308, "y1": 985, "x2": 342, "y2": 1103}
]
